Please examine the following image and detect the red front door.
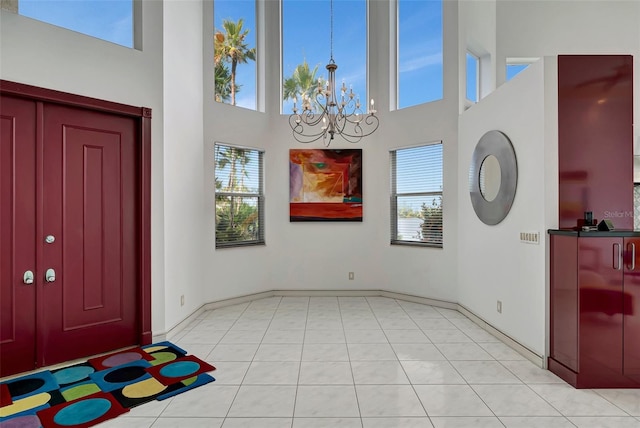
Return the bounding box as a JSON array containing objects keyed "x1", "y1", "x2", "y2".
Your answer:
[
  {"x1": 1, "y1": 96, "x2": 139, "y2": 376},
  {"x1": 39, "y1": 104, "x2": 139, "y2": 366},
  {"x1": 0, "y1": 96, "x2": 38, "y2": 375}
]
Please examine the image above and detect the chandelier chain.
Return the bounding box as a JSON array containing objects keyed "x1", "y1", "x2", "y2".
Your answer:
[{"x1": 330, "y1": 0, "x2": 334, "y2": 63}]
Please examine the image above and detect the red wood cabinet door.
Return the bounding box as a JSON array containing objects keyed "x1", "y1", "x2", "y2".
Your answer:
[
  {"x1": 578, "y1": 237, "x2": 624, "y2": 379},
  {"x1": 0, "y1": 96, "x2": 37, "y2": 376},
  {"x1": 623, "y1": 237, "x2": 640, "y2": 380},
  {"x1": 40, "y1": 105, "x2": 138, "y2": 366}
]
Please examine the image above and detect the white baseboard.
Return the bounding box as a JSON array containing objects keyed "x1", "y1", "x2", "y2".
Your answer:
[{"x1": 161, "y1": 289, "x2": 544, "y2": 368}]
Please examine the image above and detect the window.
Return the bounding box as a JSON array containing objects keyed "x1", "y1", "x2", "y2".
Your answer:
[
  {"x1": 282, "y1": 0, "x2": 367, "y2": 115},
  {"x1": 215, "y1": 143, "x2": 264, "y2": 248},
  {"x1": 506, "y1": 57, "x2": 537, "y2": 81},
  {"x1": 390, "y1": 143, "x2": 443, "y2": 247},
  {"x1": 466, "y1": 51, "x2": 479, "y2": 103},
  {"x1": 18, "y1": 0, "x2": 134, "y2": 48},
  {"x1": 214, "y1": 0, "x2": 257, "y2": 110},
  {"x1": 397, "y1": 0, "x2": 443, "y2": 109}
]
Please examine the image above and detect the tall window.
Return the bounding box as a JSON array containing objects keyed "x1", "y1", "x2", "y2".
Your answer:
[
  {"x1": 282, "y1": 0, "x2": 367, "y2": 115},
  {"x1": 18, "y1": 0, "x2": 133, "y2": 48},
  {"x1": 397, "y1": 0, "x2": 443, "y2": 109},
  {"x1": 466, "y1": 51, "x2": 479, "y2": 103},
  {"x1": 215, "y1": 143, "x2": 264, "y2": 248},
  {"x1": 214, "y1": 0, "x2": 257, "y2": 110},
  {"x1": 390, "y1": 143, "x2": 443, "y2": 247}
]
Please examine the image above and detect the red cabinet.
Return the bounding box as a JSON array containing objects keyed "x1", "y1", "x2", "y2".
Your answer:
[{"x1": 549, "y1": 231, "x2": 640, "y2": 388}]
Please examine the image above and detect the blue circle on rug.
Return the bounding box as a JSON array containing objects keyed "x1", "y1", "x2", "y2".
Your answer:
[
  {"x1": 159, "y1": 361, "x2": 200, "y2": 378},
  {"x1": 53, "y1": 366, "x2": 95, "y2": 385},
  {"x1": 53, "y1": 398, "x2": 112, "y2": 426}
]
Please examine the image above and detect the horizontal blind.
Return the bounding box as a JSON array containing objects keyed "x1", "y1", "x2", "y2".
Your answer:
[
  {"x1": 390, "y1": 142, "x2": 443, "y2": 247},
  {"x1": 215, "y1": 143, "x2": 265, "y2": 247}
]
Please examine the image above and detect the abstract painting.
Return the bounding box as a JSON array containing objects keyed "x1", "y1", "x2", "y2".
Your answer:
[{"x1": 289, "y1": 149, "x2": 363, "y2": 221}]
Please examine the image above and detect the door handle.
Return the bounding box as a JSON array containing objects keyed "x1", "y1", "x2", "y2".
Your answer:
[
  {"x1": 23, "y1": 270, "x2": 34, "y2": 285},
  {"x1": 613, "y1": 243, "x2": 622, "y2": 270},
  {"x1": 45, "y1": 268, "x2": 56, "y2": 283},
  {"x1": 628, "y1": 243, "x2": 636, "y2": 271}
]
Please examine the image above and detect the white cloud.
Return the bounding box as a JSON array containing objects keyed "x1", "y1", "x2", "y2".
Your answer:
[{"x1": 399, "y1": 53, "x2": 442, "y2": 73}]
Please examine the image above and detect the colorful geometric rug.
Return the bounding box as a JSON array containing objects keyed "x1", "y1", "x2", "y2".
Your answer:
[{"x1": 0, "y1": 342, "x2": 216, "y2": 428}]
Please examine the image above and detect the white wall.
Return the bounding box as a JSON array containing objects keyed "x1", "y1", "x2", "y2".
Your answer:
[
  {"x1": 0, "y1": 4, "x2": 168, "y2": 334},
  {"x1": 496, "y1": 0, "x2": 640, "y2": 138},
  {"x1": 202, "y1": 0, "x2": 462, "y2": 305},
  {"x1": 458, "y1": 59, "x2": 549, "y2": 355},
  {"x1": 162, "y1": 0, "x2": 206, "y2": 332},
  {"x1": 458, "y1": 0, "x2": 497, "y2": 111}
]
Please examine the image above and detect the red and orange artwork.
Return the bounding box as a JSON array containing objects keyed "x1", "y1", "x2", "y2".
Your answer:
[{"x1": 289, "y1": 149, "x2": 362, "y2": 221}]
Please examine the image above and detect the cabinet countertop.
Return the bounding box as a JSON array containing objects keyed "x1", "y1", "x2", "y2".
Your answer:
[{"x1": 548, "y1": 229, "x2": 640, "y2": 237}]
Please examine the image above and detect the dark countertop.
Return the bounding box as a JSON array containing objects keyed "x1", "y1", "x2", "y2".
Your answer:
[{"x1": 548, "y1": 229, "x2": 640, "y2": 237}]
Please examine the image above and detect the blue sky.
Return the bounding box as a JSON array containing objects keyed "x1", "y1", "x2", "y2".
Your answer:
[
  {"x1": 18, "y1": 1, "x2": 525, "y2": 113},
  {"x1": 20, "y1": 0, "x2": 133, "y2": 48},
  {"x1": 214, "y1": 0, "x2": 444, "y2": 111}
]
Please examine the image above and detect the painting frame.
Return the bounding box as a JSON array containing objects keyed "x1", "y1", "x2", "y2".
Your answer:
[{"x1": 289, "y1": 149, "x2": 363, "y2": 222}]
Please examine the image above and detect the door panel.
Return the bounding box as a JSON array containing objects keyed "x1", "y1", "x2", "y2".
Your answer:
[
  {"x1": 578, "y1": 237, "x2": 624, "y2": 377},
  {"x1": 40, "y1": 105, "x2": 138, "y2": 366},
  {"x1": 0, "y1": 96, "x2": 37, "y2": 376},
  {"x1": 624, "y1": 237, "x2": 640, "y2": 379}
]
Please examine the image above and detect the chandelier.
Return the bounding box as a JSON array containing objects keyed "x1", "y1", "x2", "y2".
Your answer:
[{"x1": 288, "y1": 0, "x2": 379, "y2": 146}]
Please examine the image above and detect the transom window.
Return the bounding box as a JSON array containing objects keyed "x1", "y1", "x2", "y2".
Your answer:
[
  {"x1": 18, "y1": 0, "x2": 134, "y2": 48},
  {"x1": 390, "y1": 143, "x2": 443, "y2": 247},
  {"x1": 282, "y1": 0, "x2": 367, "y2": 115},
  {"x1": 214, "y1": 0, "x2": 257, "y2": 110},
  {"x1": 215, "y1": 143, "x2": 265, "y2": 248},
  {"x1": 466, "y1": 51, "x2": 479, "y2": 103},
  {"x1": 397, "y1": 0, "x2": 443, "y2": 109}
]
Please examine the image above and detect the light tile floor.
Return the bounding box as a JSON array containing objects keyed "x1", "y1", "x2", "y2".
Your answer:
[{"x1": 99, "y1": 296, "x2": 640, "y2": 428}]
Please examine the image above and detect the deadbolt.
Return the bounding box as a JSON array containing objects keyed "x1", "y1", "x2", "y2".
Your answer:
[{"x1": 45, "y1": 235, "x2": 55, "y2": 244}]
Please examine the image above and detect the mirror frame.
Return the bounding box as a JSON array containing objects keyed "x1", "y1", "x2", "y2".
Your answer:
[{"x1": 469, "y1": 130, "x2": 517, "y2": 225}]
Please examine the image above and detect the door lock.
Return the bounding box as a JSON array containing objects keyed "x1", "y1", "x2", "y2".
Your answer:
[
  {"x1": 23, "y1": 270, "x2": 34, "y2": 285},
  {"x1": 45, "y1": 268, "x2": 56, "y2": 283}
]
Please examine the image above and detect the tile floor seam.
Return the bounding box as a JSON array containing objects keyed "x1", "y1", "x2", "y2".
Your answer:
[
  {"x1": 290, "y1": 297, "x2": 310, "y2": 426},
  {"x1": 222, "y1": 296, "x2": 281, "y2": 424},
  {"x1": 339, "y1": 297, "x2": 365, "y2": 424}
]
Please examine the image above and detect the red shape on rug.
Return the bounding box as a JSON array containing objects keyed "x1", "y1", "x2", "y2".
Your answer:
[
  {"x1": 87, "y1": 347, "x2": 153, "y2": 371},
  {"x1": 0, "y1": 382, "x2": 12, "y2": 406},
  {"x1": 145, "y1": 355, "x2": 216, "y2": 386}
]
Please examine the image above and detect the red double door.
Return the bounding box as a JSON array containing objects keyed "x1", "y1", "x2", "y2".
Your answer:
[{"x1": 1, "y1": 95, "x2": 139, "y2": 376}]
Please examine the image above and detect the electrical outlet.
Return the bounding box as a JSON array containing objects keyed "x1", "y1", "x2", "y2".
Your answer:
[
  {"x1": 497, "y1": 300, "x2": 502, "y2": 313},
  {"x1": 180, "y1": 295, "x2": 184, "y2": 306},
  {"x1": 519, "y1": 231, "x2": 540, "y2": 244},
  {"x1": 348, "y1": 272, "x2": 354, "y2": 280}
]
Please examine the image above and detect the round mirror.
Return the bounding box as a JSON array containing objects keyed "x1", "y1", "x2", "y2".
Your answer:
[
  {"x1": 469, "y1": 130, "x2": 517, "y2": 225},
  {"x1": 479, "y1": 155, "x2": 501, "y2": 202}
]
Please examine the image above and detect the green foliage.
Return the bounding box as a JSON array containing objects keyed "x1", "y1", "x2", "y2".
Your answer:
[
  {"x1": 215, "y1": 18, "x2": 256, "y2": 106},
  {"x1": 215, "y1": 146, "x2": 260, "y2": 245},
  {"x1": 283, "y1": 59, "x2": 326, "y2": 112},
  {"x1": 398, "y1": 206, "x2": 421, "y2": 218},
  {"x1": 420, "y1": 198, "x2": 443, "y2": 245}
]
